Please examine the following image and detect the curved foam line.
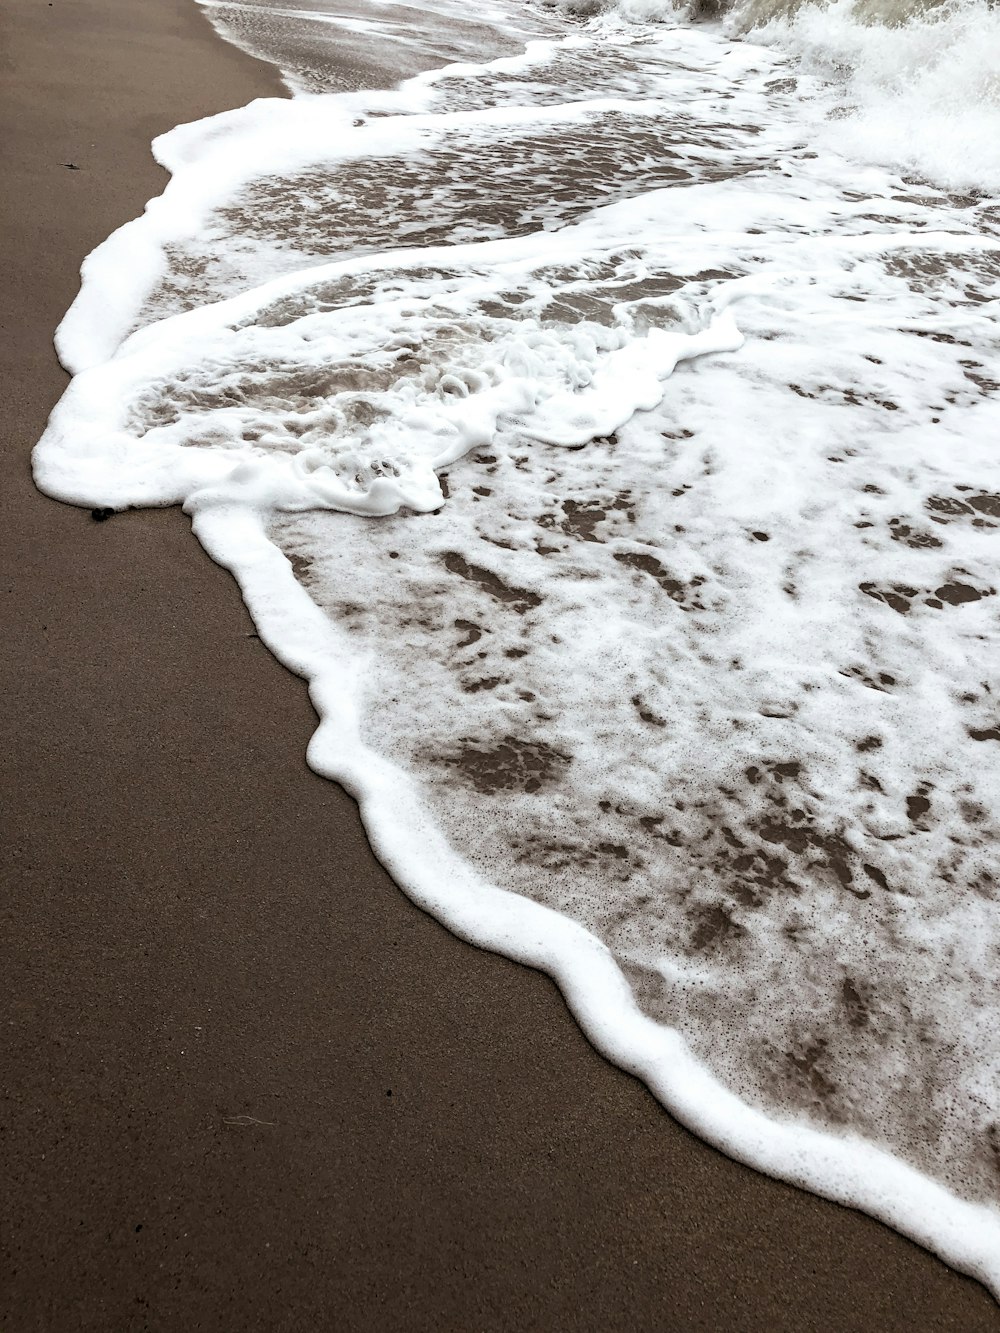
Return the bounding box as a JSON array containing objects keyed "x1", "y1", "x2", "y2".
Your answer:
[
  {"x1": 191, "y1": 500, "x2": 1000, "y2": 1297},
  {"x1": 54, "y1": 89, "x2": 707, "y2": 376}
]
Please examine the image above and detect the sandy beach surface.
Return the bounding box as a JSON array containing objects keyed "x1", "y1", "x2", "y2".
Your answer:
[{"x1": 1, "y1": 0, "x2": 999, "y2": 1328}]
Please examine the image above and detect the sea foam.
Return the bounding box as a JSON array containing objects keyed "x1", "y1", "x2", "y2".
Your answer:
[
  {"x1": 34, "y1": 0, "x2": 1000, "y2": 1296},
  {"x1": 545, "y1": 0, "x2": 1000, "y2": 189}
]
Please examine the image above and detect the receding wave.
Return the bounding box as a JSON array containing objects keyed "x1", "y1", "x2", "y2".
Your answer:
[{"x1": 34, "y1": 0, "x2": 1000, "y2": 1300}]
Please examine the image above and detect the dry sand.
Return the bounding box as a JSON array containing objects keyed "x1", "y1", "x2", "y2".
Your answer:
[{"x1": 1, "y1": 0, "x2": 999, "y2": 1327}]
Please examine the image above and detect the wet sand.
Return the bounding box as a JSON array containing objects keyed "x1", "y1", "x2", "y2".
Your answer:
[{"x1": 1, "y1": 0, "x2": 998, "y2": 1328}]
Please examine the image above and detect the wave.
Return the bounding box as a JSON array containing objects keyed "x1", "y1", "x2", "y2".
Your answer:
[
  {"x1": 34, "y1": 0, "x2": 1000, "y2": 1301},
  {"x1": 539, "y1": 0, "x2": 1000, "y2": 189},
  {"x1": 736, "y1": 0, "x2": 1000, "y2": 188}
]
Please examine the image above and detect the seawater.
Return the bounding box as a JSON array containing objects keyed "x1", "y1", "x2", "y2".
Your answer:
[{"x1": 34, "y1": 0, "x2": 1000, "y2": 1293}]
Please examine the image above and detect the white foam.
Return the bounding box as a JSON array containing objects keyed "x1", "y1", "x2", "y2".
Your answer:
[
  {"x1": 55, "y1": 44, "x2": 797, "y2": 373},
  {"x1": 732, "y1": 0, "x2": 1000, "y2": 191},
  {"x1": 39, "y1": 224, "x2": 745, "y2": 511},
  {"x1": 541, "y1": 0, "x2": 1000, "y2": 191},
  {"x1": 189, "y1": 492, "x2": 1000, "y2": 1297}
]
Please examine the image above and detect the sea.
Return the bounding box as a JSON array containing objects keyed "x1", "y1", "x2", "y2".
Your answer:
[{"x1": 33, "y1": 0, "x2": 1000, "y2": 1293}]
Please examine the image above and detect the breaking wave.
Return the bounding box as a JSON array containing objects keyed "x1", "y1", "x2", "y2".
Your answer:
[{"x1": 543, "y1": 0, "x2": 1000, "y2": 188}]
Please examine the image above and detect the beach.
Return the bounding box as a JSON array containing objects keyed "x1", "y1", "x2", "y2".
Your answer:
[{"x1": 2, "y1": 0, "x2": 1000, "y2": 1327}]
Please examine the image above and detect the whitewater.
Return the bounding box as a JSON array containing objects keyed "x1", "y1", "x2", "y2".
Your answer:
[{"x1": 33, "y1": 0, "x2": 1000, "y2": 1295}]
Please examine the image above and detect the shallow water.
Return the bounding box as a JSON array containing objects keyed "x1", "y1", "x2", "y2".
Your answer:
[{"x1": 34, "y1": 0, "x2": 1000, "y2": 1294}]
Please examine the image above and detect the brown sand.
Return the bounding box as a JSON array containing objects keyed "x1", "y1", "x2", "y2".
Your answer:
[{"x1": 0, "y1": 1, "x2": 998, "y2": 1328}]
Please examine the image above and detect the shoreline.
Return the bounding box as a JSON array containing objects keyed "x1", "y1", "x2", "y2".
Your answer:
[{"x1": 2, "y1": 0, "x2": 999, "y2": 1327}]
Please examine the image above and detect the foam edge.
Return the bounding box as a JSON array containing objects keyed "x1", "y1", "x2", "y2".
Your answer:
[{"x1": 189, "y1": 498, "x2": 1000, "y2": 1302}]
